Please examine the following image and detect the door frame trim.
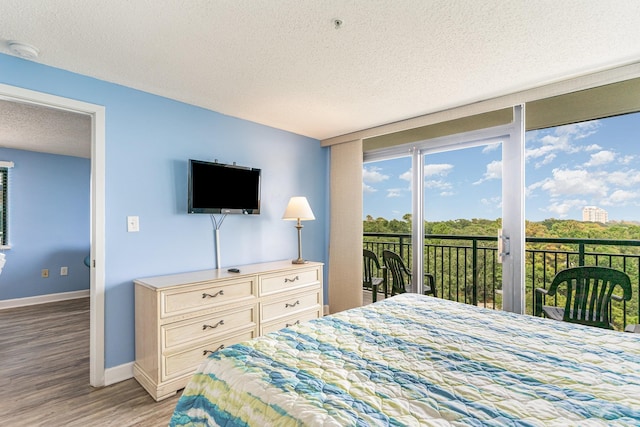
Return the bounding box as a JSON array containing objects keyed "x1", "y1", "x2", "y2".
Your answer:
[{"x1": 0, "y1": 83, "x2": 106, "y2": 386}]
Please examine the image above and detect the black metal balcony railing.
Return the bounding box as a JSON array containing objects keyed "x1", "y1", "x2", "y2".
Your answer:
[{"x1": 364, "y1": 232, "x2": 640, "y2": 331}]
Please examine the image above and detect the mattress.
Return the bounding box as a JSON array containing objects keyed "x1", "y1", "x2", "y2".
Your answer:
[{"x1": 170, "y1": 293, "x2": 640, "y2": 426}]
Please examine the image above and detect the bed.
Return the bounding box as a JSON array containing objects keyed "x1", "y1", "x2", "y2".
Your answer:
[{"x1": 170, "y1": 293, "x2": 640, "y2": 426}]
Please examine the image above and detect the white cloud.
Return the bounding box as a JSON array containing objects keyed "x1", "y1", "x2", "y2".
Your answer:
[
  {"x1": 482, "y1": 143, "x2": 501, "y2": 153},
  {"x1": 555, "y1": 121, "x2": 601, "y2": 140},
  {"x1": 440, "y1": 191, "x2": 455, "y2": 197},
  {"x1": 363, "y1": 166, "x2": 389, "y2": 183},
  {"x1": 386, "y1": 188, "x2": 404, "y2": 198},
  {"x1": 526, "y1": 144, "x2": 555, "y2": 160},
  {"x1": 425, "y1": 163, "x2": 453, "y2": 177},
  {"x1": 473, "y1": 160, "x2": 502, "y2": 185},
  {"x1": 529, "y1": 165, "x2": 640, "y2": 212},
  {"x1": 363, "y1": 166, "x2": 391, "y2": 194},
  {"x1": 545, "y1": 199, "x2": 587, "y2": 218},
  {"x1": 399, "y1": 169, "x2": 412, "y2": 182},
  {"x1": 584, "y1": 144, "x2": 602, "y2": 152},
  {"x1": 363, "y1": 183, "x2": 376, "y2": 193},
  {"x1": 620, "y1": 155, "x2": 635, "y2": 165},
  {"x1": 584, "y1": 150, "x2": 616, "y2": 167},
  {"x1": 539, "y1": 134, "x2": 562, "y2": 146},
  {"x1": 525, "y1": 120, "x2": 602, "y2": 164},
  {"x1": 535, "y1": 153, "x2": 556, "y2": 169},
  {"x1": 480, "y1": 196, "x2": 502, "y2": 209},
  {"x1": 425, "y1": 179, "x2": 452, "y2": 190},
  {"x1": 538, "y1": 168, "x2": 608, "y2": 198},
  {"x1": 525, "y1": 181, "x2": 542, "y2": 197},
  {"x1": 602, "y1": 189, "x2": 639, "y2": 206},
  {"x1": 606, "y1": 170, "x2": 640, "y2": 187}
]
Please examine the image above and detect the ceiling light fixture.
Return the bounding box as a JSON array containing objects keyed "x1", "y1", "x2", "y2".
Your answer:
[
  {"x1": 333, "y1": 19, "x2": 343, "y2": 29},
  {"x1": 7, "y1": 41, "x2": 39, "y2": 59}
]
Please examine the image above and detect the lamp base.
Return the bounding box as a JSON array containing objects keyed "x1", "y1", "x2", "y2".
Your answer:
[{"x1": 292, "y1": 259, "x2": 308, "y2": 264}]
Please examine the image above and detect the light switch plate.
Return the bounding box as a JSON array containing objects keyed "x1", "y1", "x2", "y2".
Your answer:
[{"x1": 127, "y1": 216, "x2": 140, "y2": 232}]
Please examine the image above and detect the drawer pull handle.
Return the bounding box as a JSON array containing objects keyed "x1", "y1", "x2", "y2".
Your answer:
[
  {"x1": 284, "y1": 276, "x2": 299, "y2": 283},
  {"x1": 286, "y1": 320, "x2": 301, "y2": 327},
  {"x1": 202, "y1": 290, "x2": 224, "y2": 299},
  {"x1": 285, "y1": 300, "x2": 300, "y2": 308},
  {"x1": 202, "y1": 320, "x2": 225, "y2": 330},
  {"x1": 203, "y1": 344, "x2": 225, "y2": 356}
]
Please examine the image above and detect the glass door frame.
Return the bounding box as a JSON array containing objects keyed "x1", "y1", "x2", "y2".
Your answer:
[{"x1": 365, "y1": 105, "x2": 525, "y2": 313}]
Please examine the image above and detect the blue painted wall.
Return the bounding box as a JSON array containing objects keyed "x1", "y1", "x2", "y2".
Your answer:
[
  {"x1": 0, "y1": 53, "x2": 329, "y2": 369},
  {"x1": 0, "y1": 148, "x2": 90, "y2": 299}
]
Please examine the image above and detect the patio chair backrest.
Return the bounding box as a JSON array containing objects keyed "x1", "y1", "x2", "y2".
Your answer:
[
  {"x1": 382, "y1": 250, "x2": 411, "y2": 295},
  {"x1": 546, "y1": 266, "x2": 632, "y2": 329},
  {"x1": 363, "y1": 249, "x2": 381, "y2": 288}
]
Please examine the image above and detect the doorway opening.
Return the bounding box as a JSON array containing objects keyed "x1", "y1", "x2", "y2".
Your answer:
[{"x1": 0, "y1": 83, "x2": 106, "y2": 386}]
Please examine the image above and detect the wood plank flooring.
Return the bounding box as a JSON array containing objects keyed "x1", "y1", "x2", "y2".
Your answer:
[
  {"x1": 0, "y1": 298, "x2": 179, "y2": 426},
  {"x1": 362, "y1": 288, "x2": 388, "y2": 306},
  {"x1": 0, "y1": 291, "x2": 382, "y2": 426}
]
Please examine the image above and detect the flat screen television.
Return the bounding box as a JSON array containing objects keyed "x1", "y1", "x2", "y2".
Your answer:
[{"x1": 188, "y1": 159, "x2": 261, "y2": 214}]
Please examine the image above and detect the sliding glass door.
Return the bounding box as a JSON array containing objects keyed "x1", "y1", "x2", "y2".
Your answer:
[
  {"x1": 422, "y1": 143, "x2": 503, "y2": 308},
  {"x1": 365, "y1": 106, "x2": 525, "y2": 313}
]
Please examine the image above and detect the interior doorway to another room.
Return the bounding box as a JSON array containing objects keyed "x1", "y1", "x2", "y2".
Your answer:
[{"x1": 0, "y1": 83, "x2": 106, "y2": 387}]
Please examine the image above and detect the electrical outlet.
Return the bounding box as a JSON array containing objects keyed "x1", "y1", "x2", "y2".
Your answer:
[
  {"x1": 61, "y1": 266, "x2": 68, "y2": 276},
  {"x1": 42, "y1": 269, "x2": 49, "y2": 278}
]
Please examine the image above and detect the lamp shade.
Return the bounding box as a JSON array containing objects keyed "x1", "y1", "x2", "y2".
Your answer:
[{"x1": 282, "y1": 197, "x2": 315, "y2": 221}]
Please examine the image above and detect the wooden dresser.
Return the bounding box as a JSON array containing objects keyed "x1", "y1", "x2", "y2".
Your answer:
[{"x1": 133, "y1": 260, "x2": 323, "y2": 401}]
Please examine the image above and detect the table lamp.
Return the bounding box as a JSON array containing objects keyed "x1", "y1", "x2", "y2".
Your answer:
[{"x1": 282, "y1": 196, "x2": 315, "y2": 264}]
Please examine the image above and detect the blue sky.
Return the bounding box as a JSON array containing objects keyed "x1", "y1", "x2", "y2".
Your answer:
[{"x1": 363, "y1": 112, "x2": 640, "y2": 222}]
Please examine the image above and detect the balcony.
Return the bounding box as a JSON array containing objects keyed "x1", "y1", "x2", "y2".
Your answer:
[{"x1": 364, "y1": 232, "x2": 640, "y2": 331}]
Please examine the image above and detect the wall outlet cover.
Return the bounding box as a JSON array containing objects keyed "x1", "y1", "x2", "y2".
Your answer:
[{"x1": 127, "y1": 216, "x2": 140, "y2": 232}]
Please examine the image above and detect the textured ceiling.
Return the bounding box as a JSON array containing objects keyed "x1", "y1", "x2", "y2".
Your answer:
[
  {"x1": 1, "y1": 0, "x2": 640, "y2": 158},
  {"x1": 0, "y1": 100, "x2": 91, "y2": 158}
]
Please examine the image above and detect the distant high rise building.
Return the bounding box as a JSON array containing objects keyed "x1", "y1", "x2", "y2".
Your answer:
[{"x1": 582, "y1": 206, "x2": 608, "y2": 223}]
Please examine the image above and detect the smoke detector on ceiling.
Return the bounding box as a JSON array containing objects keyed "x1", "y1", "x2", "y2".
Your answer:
[{"x1": 7, "y1": 41, "x2": 39, "y2": 59}]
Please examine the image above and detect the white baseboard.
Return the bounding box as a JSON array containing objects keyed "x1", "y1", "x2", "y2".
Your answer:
[
  {"x1": 104, "y1": 361, "x2": 134, "y2": 386},
  {"x1": 1, "y1": 290, "x2": 136, "y2": 388},
  {"x1": 0, "y1": 289, "x2": 89, "y2": 310}
]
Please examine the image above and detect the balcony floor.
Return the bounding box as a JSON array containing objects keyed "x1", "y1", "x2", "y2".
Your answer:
[{"x1": 363, "y1": 289, "x2": 388, "y2": 306}]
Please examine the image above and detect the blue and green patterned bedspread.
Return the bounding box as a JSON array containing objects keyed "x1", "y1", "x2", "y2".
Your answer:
[{"x1": 170, "y1": 294, "x2": 640, "y2": 426}]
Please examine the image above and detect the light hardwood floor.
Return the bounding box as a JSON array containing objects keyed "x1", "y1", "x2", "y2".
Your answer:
[
  {"x1": 0, "y1": 291, "x2": 383, "y2": 426},
  {"x1": 0, "y1": 298, "x2": 179, "y2": 426}
]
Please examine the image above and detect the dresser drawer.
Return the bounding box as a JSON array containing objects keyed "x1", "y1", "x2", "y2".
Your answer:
[
  {"x1": 261, "y1": 289, "x2": 322, "y2": 322},
  {"x1": 160, "y1": 277, "x2": 256, "y2": 318},
  {"x1": 162, "y1": 305, "x2": 257, "y2": 350},
  {"x1": 260, "y1": 268, "x2": 320, "y2": 296},
  {"x1": 162, "y1": 329, "x2": 255, "y2": 381},
  {"x1": 134, "y1": 261, "x2": 323, "y2": 401},
  {"x1": 261, "y1": 308, "x2": 321, "y2": 335}
]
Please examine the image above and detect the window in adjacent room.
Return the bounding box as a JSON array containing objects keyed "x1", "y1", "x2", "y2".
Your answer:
[{"x1": 0, "y1": 161, "x2": 14, "y2": 247}]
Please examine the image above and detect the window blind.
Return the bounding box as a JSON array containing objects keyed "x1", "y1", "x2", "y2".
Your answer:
[{"x1": 526, "y1": 77, "x2": 640, "y2": 130}]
